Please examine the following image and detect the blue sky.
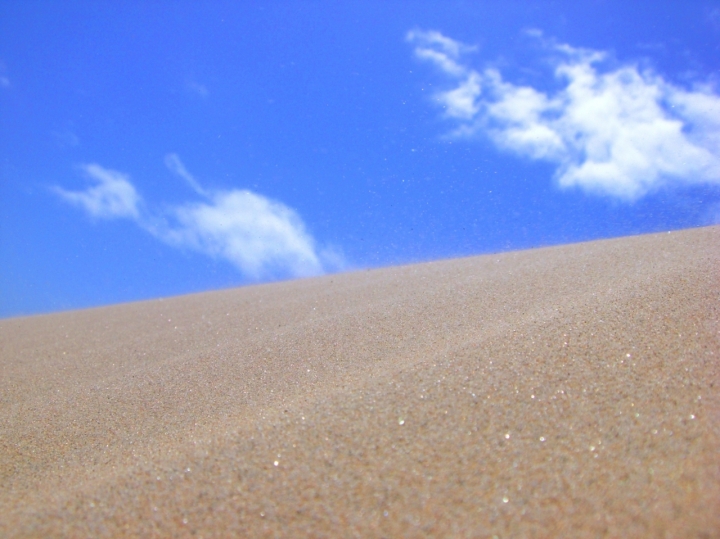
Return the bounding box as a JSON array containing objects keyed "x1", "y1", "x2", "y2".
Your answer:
[{"x1": 1, "y1": 1, "x2": 719, "y2": 317}]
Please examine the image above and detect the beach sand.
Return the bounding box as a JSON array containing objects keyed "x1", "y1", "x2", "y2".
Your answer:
[{"x1": 1, "y1": 226, "x2": 719, "y2": 538}]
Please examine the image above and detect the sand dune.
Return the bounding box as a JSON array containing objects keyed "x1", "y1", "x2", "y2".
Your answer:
[{"x1": 1, "y1": 226, "x2": 719, "y2": 537}]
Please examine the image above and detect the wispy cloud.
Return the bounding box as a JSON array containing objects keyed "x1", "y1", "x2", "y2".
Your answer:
[
  {"x1": 52, "y1": 130, "x2": 80, "y2": 148},
  {"x1": 54, "y1": 165, "x2": 142, "y2": 219},
  {"x1": 164, "y1": 153, "x2": 208, "y2": 197},
  {"x1": 0, "y1": 61, "x2": 10, "y2": 88},
  {"x1": 55, "y1": 157, "x2": 340, "y2": 280},
  {"x1": 406, "y1": 29, "x2": 476, "y2": 78},
  {"x1": 186, "y1": 81, "x2": 209, "y2": 98},
  {"x1": 708, "y1": 7, "x2": 720, "y2": 30},
  {"x1": 153, "y1": 190, "x2": 324, "y2": 279},
  {"x1": 407, "y1": 29, "x2": 720, "y2": 200}
]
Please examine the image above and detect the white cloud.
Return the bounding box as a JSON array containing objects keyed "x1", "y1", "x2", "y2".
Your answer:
[
  {"x1": 154, "y1": 190, "x2": 323, "y2": 279},
  {"x1": 56, "y1": 158, "x2": 338, "y2": 280},
  {"x1": 409, "y1": 30, "x2": 720, "y2": 200},
  {"x1": 440, "y1": 72, "x2": 483, "y2": 120},
  {"x1": 407, "y1": 29, "x2": 474, "y2": 79},
  {"x1": 164, "y1": 153, "x2": 208, "y2": 197},
  {"x1": 54, "y1": 164, "x2": 141, "y2": 219}
]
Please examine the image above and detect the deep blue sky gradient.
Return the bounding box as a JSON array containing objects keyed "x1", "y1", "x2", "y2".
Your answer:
[{"x1": 1, "y1": 1, "x2": 719, "y2": 317}]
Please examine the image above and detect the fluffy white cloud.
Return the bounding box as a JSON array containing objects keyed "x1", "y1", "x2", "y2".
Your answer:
[
  {"x1": 56, "y1": 158, "x2": 336, "y2": 280},
  {"x1": 54, "y1": 164, "x2": 141, "y2": 219},
  {"x1": 408, "y1": 29, "x2": 720, "y2": 200},
  {"x1": 155, "y1": 190, "x2": 323, "y2": 279}
]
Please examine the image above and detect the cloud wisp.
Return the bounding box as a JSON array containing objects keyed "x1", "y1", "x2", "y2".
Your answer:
[
  {"x1": 0, "y1": 60, "x2": 10, "y2": 88},
  {"x1": 164, "y1": 153, "x2": 209, "y2": 197},
  {"x1": 186, "y1": 81, "x2": 209, "y2": 98},
  {"x1": 54, "y1": 165, "x2": 142, "y2": 219},
  {"x1": 56, "y1": 157, "x2": 339, "y2": 280},
  {"x1": 408, "y1": 29, "x2": 720, "y2": 200}
]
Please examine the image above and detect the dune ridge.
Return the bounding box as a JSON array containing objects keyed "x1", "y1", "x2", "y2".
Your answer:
[{"x1": 1, "y1": 226, "x2": 719, "y2": 537}]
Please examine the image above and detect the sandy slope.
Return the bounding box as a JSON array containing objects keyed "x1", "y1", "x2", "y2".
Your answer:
[{"x1": 1, "y1": 226, "x2": 719, "y2": 538}]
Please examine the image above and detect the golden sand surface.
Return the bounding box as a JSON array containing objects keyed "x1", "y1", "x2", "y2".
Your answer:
[{"x1": 1, "y1": 226, "x2": 719, "y2": 538}]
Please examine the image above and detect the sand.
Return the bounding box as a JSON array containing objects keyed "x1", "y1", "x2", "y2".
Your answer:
[{"x1": 1, "y1": 226, "x2": 719, "y2": 538}]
